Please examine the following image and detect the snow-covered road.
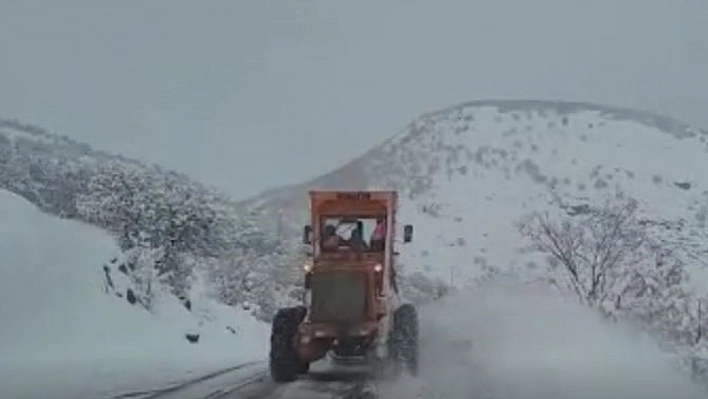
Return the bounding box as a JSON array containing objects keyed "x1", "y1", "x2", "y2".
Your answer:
[
  {"x1": 126, "y1": 282, "x2": 708, "y2": 399},
  {"x1": 109, "y1": 361, "x2": 267, "y2": 399},
  {"x1": 120, "y1": 360, "x2": 377, "y2": 399}
]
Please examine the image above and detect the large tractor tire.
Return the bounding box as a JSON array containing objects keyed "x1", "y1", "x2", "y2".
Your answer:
[
  {"x1": 269, "y1": 306, "x2": 307, "y2": 382},
  {"x1": 298, "y1": 361, "x2": 310, "y2": 374},
  {"x1": 391, "y1": 303, "x2": 419, "y2": 377}
]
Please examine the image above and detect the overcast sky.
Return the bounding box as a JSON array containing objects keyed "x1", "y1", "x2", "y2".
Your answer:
[{"x1": 1, "y1": 0, "x2": 706, "y2": 200}]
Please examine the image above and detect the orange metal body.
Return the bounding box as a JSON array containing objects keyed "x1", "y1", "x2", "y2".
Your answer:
[{"x1": 294, "y1": 190, "x2": 400, "y2": 363}]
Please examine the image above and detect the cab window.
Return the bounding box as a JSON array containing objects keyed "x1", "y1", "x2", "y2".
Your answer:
[{"x1": 319, "y1": 216, "x2": 386, "y2": 252}]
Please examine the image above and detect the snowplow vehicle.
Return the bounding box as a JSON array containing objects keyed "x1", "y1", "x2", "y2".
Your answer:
[{"x1": 269, "y1": 190, "x2": 418, "y2": 382}]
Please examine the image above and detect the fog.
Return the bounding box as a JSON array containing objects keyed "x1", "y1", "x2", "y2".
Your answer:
[
  {"x1": 378, "y1": 283, "x2": 706, "y2": 399},
  {"x1": 1, "y1": 1, "x2": 707, "y2": 199}
]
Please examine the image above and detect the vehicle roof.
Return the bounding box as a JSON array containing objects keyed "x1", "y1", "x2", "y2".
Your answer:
[
  {"x1": 308, "y1": 190, "x2": 397, "y2": 217},
  {"x1": 308, "y1": 190, "x2": 397, "y2": 201}
]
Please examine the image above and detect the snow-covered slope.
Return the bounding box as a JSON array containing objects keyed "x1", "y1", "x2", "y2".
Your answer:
[
  {"x1": 381, "y1": 282, "x2": 707, "y2": 399},
  {"x1": 387, "y1": 102, "x2": 707, "y2": 283},
  {"x1": 248, "y1": 100, "x2": 708, "y2": 287},
  {"x1": 0, "y1": 189, "x2": 268, "y2": 399},
  {"x1": 0, "y1": 117, "x2": 306, "y2": 323}
]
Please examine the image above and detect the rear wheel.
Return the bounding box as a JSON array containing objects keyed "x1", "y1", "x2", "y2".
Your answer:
[
  {"x1": 297, "y1": 361, "x2": 310, "y2": 374},
  {"x1": 269, "y1": 306, "x2": 307, "y2": 382},
  {"x1": 390, "y1": 303, "x2": 419, "y2": 376}
]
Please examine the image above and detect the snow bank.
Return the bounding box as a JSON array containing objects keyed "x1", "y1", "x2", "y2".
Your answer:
[
  {"x1": 0, "y1": 190, "x2": 268, "y2": 399},
  {"x1": 379, "y1": 282, "x2": 707, "y2": 399}
]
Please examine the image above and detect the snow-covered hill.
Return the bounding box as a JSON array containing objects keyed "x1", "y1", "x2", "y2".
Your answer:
[
  {"x1": 379, "y1": 101, "x2": 708, "y2": 284},
  {"x1": 250, "y1": 100, "x2": 708, "y2": 278},
  {"x1": 0, "y1": 117, "x2": 443, "y2": 321},
  {"x1": 0, "y1": 117, "x2": 312, "y2": 322},
  {"x1": 0, "y1": 190, "x2": 268, "y2": 399}
]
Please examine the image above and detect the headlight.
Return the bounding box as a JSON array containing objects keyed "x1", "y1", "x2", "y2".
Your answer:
[
  {"x1": 303, "y1": 260, "x2": 313, "y2": 272},
  {"x1": 348, "y1": 326, "x2": 370, "y2": 336},
  {"x1": 374, "y1": 263, "x2": 383, "y2": 273}
]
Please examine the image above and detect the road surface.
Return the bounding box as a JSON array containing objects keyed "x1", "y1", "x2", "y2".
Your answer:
[
  {"x1": 112, "y1": 286, "x2": 708, "y2": 399},
  {"x1": 114, "y1": 359, "x2": 387, "y2": 399}
]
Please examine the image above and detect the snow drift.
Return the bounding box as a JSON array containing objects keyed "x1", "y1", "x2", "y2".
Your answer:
[
  {"x1": 0, "y1": 189, "x2": 268, "y2": 399},
  {"x1": 380, "y1": 282, "x2": 707, "y2": 399}
]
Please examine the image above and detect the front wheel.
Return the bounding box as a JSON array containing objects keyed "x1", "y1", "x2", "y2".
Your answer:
[
  {"x1": 269, "y1": 306, "x2": 306, "y2": 382},
  {"x1": 390, "y1": 303, "x2": 419, "y2": 377},
  {"x1": 297, "y1": 361, "x2": 310, "y2": 374}
]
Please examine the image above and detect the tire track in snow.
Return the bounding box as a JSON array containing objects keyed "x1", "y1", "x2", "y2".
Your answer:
[
  {"x1": 124, "y1": 358, "x2": 381, "y2": 399},
  {"x1": 224, "y1": 361, "x2": 377, "y2": 399},
  {"x1": 111, "y1": 361, "x2": 264, "y2": 399}
]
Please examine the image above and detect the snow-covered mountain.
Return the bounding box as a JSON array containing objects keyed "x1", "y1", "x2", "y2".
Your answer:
[{"x1": 247, "y1": 100, "x2": 708, "y2": 280}]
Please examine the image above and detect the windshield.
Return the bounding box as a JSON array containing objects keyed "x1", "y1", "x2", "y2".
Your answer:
[
  {"x1": 309, "y1": 271, "x2": 368, "y2": 322},
  {"x1": 319, "y1": 216, "x2": 386, "y2": 253}
]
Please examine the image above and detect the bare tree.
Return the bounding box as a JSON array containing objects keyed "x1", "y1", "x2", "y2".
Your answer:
[
  {"x1": 518, "y1": 197, "x2": 645, "y2": 310},
  {"x1": 519, "y1": 195, "x2": 708, "y2": 384}
]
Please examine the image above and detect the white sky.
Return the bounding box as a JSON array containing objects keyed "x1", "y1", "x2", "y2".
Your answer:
[{"x1": 1, "y1": 0, "x2": 707, "y2": 200}]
